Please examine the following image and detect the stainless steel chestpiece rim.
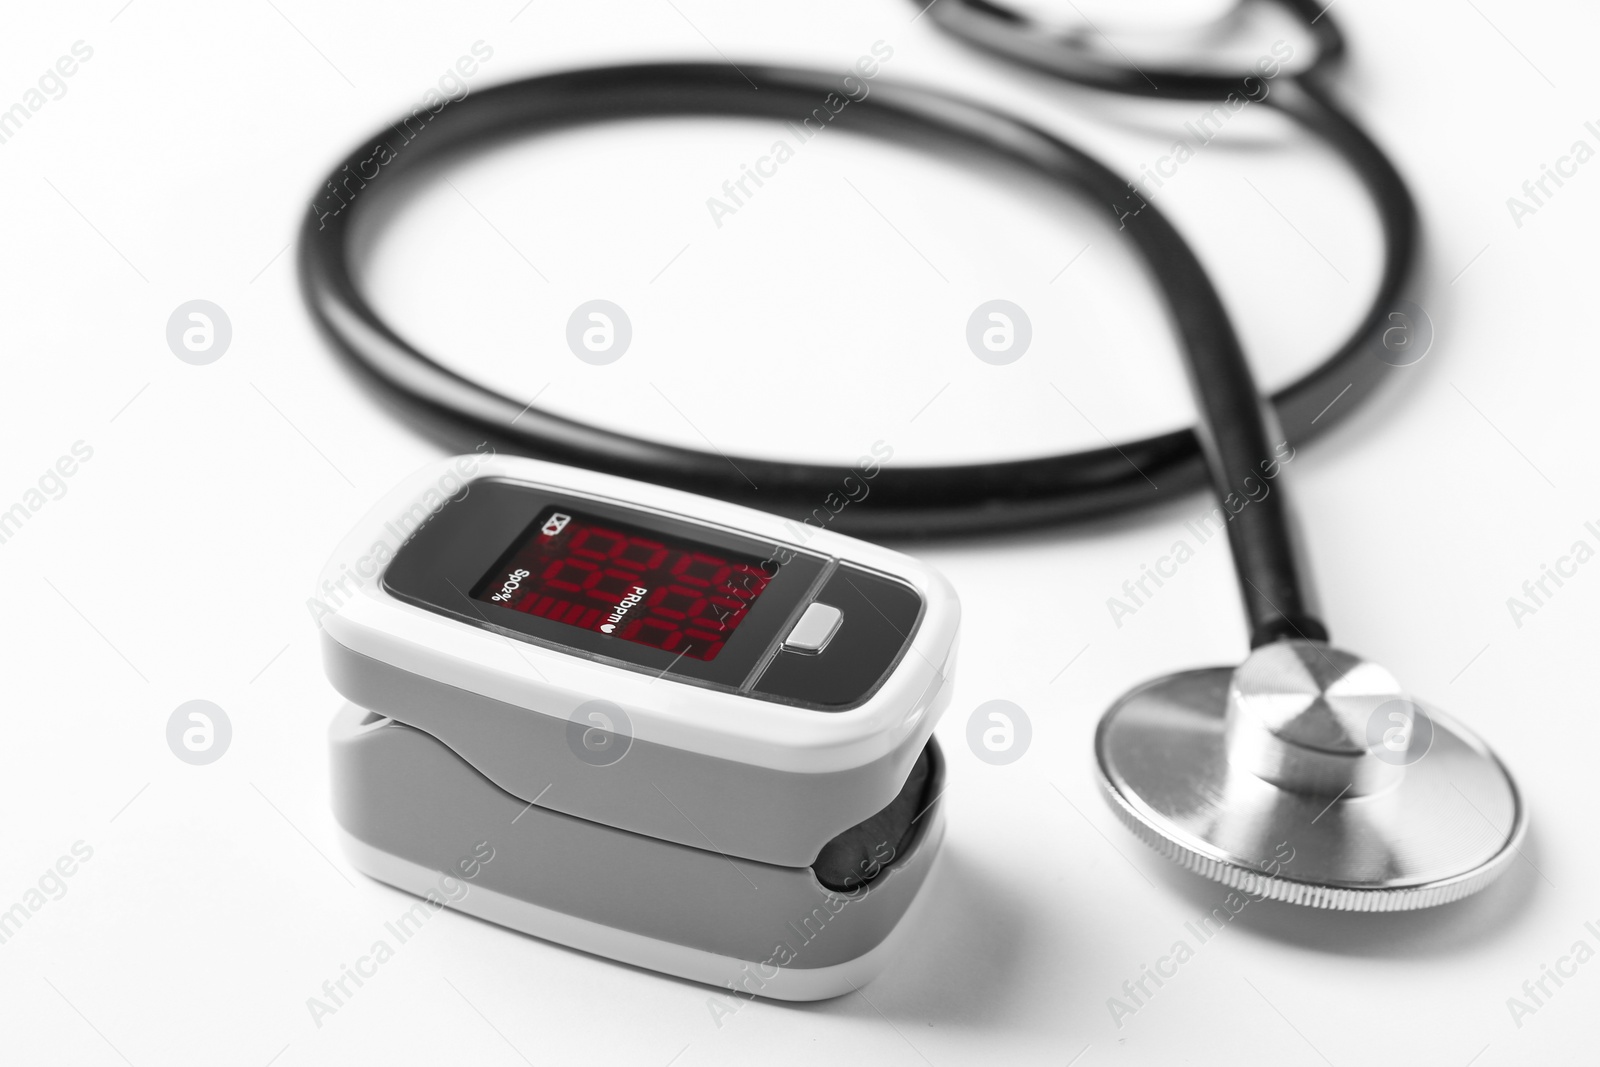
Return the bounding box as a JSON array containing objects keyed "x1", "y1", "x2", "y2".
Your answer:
[{"x1": 1094, "y1": 640, "x2": 1526, "y2": 911}]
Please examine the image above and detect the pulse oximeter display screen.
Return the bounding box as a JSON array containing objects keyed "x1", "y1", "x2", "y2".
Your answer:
[{"x1": 473, "y1": 508, "x2": 774, "y2": 662}]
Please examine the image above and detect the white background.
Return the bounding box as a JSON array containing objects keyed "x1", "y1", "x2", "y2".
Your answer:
[{"x1": 1, "y1": 0, "x2": 1595, "y2": 1063}]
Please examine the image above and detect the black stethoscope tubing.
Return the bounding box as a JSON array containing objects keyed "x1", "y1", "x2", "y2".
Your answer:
[{"x1": 298, "y1": 0, "x2": 1413, "y2": 648}]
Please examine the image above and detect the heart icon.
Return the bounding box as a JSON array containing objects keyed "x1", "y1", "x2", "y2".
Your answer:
[{"x1": 600, "y1": 623, "x2": 615, "y2": 634}]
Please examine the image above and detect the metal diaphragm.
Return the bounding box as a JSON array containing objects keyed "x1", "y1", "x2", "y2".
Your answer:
[{"x1": 1094, "y1": 641, "x2": 1526, "y2": 911}]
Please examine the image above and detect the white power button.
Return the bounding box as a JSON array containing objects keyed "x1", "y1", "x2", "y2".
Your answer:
[{"x1": 783, "y1": 602, "x2": 843, "y2": 654}]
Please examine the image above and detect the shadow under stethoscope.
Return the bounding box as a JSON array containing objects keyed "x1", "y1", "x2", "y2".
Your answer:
[
  {"x1": 732, "y1": 814, "x2": 1544, "y2": 1032},
  {"x1": 1137, "y1": 819, "x2": 1550, "y2": 959},
  {"x1": 797, "y1": 825, "x2": 1546, "y2": 1030}
]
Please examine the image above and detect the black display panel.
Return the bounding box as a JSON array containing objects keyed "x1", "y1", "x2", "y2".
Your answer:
[
  {"x1": 381, "y1": 479, "x2": 829, "y2": 691},
  {"x1": 472, "y1": 507, "x2": 773, "y2": 662}
]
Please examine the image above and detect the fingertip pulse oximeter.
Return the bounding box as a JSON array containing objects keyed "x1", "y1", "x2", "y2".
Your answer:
[{"x1": 316, "y1": 454, "x2": 959, "y2": 999}]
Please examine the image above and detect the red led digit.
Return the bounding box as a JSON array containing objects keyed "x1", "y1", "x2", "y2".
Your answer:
[
  {"x1": 629, "y1": 617, "x2": 682, "y2": 652},
  {"x1": 583, "y1": 566, "x2": 646, "y2": 603},
  {"x1": 645, "y1": 584, "x2": 709, "y2": 622},
  {"x1": 569, "y1": 525, "x2": 627, "y2": 561},
  {"x1": 542, "y1": 557, "x2": 597, "y2": 593},
  {"x1": 702, "y1": 595, "x2": 749, "y2": 632},
  {"x1": 618, "y1": 535, "x2": 669, "y2": 571},
  {"x1": 671, "y1": 553, "x2": 732, "y2": 589},
  {"x1": 476, "y1": 508, "x2": 777, "y2": 662}
]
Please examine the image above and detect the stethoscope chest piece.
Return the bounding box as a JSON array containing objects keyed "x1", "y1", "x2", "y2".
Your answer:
[{"x1": 1094, "y1": 641, "x2": 1526, "y2": 911}]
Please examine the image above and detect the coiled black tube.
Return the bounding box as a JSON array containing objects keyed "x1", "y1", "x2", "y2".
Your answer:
[{"x1": 298, "y1": 1, "x2": 1414, "y2": 646}]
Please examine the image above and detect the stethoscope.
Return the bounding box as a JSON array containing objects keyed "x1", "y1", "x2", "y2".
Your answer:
[{"x1": 298, "y1": 0, "x2": 1524, "y2": 910}]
